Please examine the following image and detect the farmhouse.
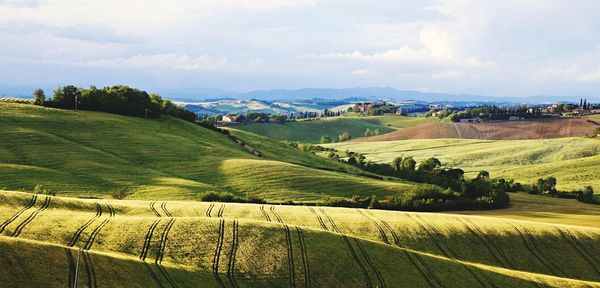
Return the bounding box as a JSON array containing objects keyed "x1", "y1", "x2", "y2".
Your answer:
[{"x1": 353, "y1": 103, "x2": 373, "y2": 113}]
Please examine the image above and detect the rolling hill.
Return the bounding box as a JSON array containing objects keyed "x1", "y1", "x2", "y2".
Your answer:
[
  {"x1": 0, "y1": 103, "x2": 418, "y2": 202},
  {"x1": 1, "y1": 190, "x2": 599, "y2": 287},
  {"x1": 327, "y1": 137, "x2": 600, "y2": 191},
  {"x1": 356, "y1": 118, "x2": 600, "y2": 141},
  {"x1": 235, "y1": 116, "x2": 432, "y2": 143}
]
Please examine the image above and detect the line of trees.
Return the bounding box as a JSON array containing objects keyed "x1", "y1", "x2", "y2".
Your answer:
[{"x1": 34, "y1": 85, "x2": 197, "y2": 122}]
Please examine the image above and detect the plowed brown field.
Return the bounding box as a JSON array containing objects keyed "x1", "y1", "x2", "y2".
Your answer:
[{"x1": 355, "y1": 118, "x2": 600, "y2": 141}]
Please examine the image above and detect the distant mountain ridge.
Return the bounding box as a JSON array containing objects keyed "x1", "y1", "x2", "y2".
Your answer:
[{"x1": 2, "y1": 85, "x2": 597, "y2": 103}]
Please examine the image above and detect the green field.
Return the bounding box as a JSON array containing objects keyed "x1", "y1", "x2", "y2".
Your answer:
[
  {"x1": 235, "y1": 115, "x2": 432, "y2": 143},
  {"x1": 327, "y1": 137, "x2": 600, "y2": 191},
  {"x1": 1, "y1": 190, "x2": 599, "y2": 287},
  {"x1": 0, "y1": 103, "x2": 421, "y2": 202}
]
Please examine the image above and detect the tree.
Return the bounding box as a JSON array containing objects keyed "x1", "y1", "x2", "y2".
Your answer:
[
  {"x1": 338, "y1": 131, "x2": 351, "y2": 142},
  {"x1": 476, "y1": 170, "x2": 490, "y2": 181},
  {"x1": 576, "y1": 186, "x2": 596, "y2": 204},
  {"x1": 418, "y1": 157, "x2": 441, "y2": 174},
  {"x1": 52, "y1": 85, "x2": 82, "y2": 109},
  {"x1": 320, "y1": 135, "x2": 331, "y2": 144},
  {"x1": 33, "y1": 89, "x2": 45, "y2": 105}
]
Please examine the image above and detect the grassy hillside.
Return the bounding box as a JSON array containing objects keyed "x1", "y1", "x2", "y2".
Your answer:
[
  {"x1": 236, "y1": 115, "x2": 431, "y2": 143},
  {"x1": 1, "y1": 190, "x2": 599, "y2": 287},
  {"x1": 0, "y1": 103, "x2": 418, "y2": 202},
  {"x1": 328, "y1": 137, "x2": 600, "y2": 191}
]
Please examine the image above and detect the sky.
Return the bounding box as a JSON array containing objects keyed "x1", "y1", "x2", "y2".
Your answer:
[{"x1": 1, "y1": 0, "x2": 600, "y2": 97}]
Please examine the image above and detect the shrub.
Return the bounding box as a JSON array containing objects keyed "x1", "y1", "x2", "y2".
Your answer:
[
  {"x1": 110, "y1": 188, "x2": 129, "y2": 199},
  {"x1": 199, "y1": 192, "x2": 265, "y2": 204},
  {"x1": 33, "y1": 184, "x2": 55, "y2": 196}
]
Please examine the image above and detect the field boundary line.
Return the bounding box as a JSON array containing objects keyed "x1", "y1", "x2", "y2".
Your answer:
[
  {"x1": 68, "y1": 203, "x2": 102, "y2": 247},
  {"x1": 11, "y1": 195, "x2": 51, "y2": 237},
  {"x1": 83, "y1": 203, "x2": 115, "y2": 251},
  {"x1": 319, "y1": 208, "x2": 372, "y2": 288},
  {"x1": 227, "y1": 220, "x2": 240, "y2": 288},
  {"x1": 0, "y1": 194, "x2": 37, "y2": 234}
]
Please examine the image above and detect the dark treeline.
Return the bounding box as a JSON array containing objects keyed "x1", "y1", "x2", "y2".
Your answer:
[
  {"x1": 287, "y1": 143, "x2": 512, "y2": 211},
  {"x1": 37, "y1": 85, "x2": 197, "y2": 122},
  {"x1": 448, "y1": 105, "x2": 547, "y2": 122}
]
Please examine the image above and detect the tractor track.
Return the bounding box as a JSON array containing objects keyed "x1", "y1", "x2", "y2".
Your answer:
[
  {"x1": 353, "y1": 238, "x2": 386, "y2": 288},
  {"x1": 227, "y1": 220, "x2": 240, "y2": 288},
  {"x1": 217, "y1": 204, "x2": 225, "y2": 218},
  {"x1": 319, "y1": 208, "x2": 372, "y2": 288},
  {"x1": 295, "y1": 227, "x2": 312, "y2": 288},
  {"x1": 260, "y1": 205, "x2": 271, "y2": 222},
  {"x1": 308, "y1": 207, "x2": 328, "y2": 231},
  {"x1": 140, "y1": 219, "x2": 162, "y2": 261},
  {"x1": 510, "y1": 223, "x2": 563, "y2": 277},
  {"x1": 155, "y1": 218, "x2": 177, "y2": 288},
  {"x1": 409, "y1": 214, "x2": 497, "y2": 288},
  {"x1": 160, "y1": 202, "x2": 172, "y2": 217},
  {"x1": 11, "y1": 195, "x2": 51, "y2": 237},
  {"x1": 66, "y1": 248, "x2": 76, "y2": 288},
  {"x1": 83, "y1": 250, "x2": 97, "y2": 288},
  {"x1": 271, "y1": 206, "x2": 295, "y2": 287},
  {"x1": 150, "y1": 202, "x2": 162, "y2": 217},
  {"x1": 0, "y1": 194, "x2": 37, "y2": 234},
  {"x1": 83, "y1": 203, "x2": 115, "y2": 251},
  {"x1": 206, "y1": 203, "x2": 215, "y2": 217},
  {"x1": 144, "y1": 262, "x2": 166, "y2": 288},
  {"x1": 357, "y1": 209, "x2": 389, "y2": 244},
  {"x1": 556, "y1": 228, "x2": 600, "y2": 276},
  {"x1": 366, "y1": 211, "x2": 444, "y2": 288},
  {"x1": 68, "y1": 203, "x2": 102, "y2": 247},
  {"x1": 212, "y1": 218, "x2": 226, "y2": 287}
]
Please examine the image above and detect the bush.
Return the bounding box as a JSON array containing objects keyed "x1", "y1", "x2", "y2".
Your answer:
[
  {"x1": 33, "y1": 184, "x2": 55, "y2": 196},
  {"x1": 111, "y1": 188, "x2": 129, "y2": 199},
  {"x1": 199, "y1": 192, "x2": 265, "y2": 204},
  {"x1": 576, "y1": 186, "x2": 598, "y2": 204}
]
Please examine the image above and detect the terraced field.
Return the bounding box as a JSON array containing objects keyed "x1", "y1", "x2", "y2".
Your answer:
[
  {"x1": 327, "y1": 137, "x2": 600, "y2": 191},
  {"x1": 0, "y1": 103, "x2": 417, "y2": 202},
  {"x1": 1, "y1": 190, "x2": 599, "y2": 287},
  {"x1": 235, "y1": 115, "x2": 432, "y2": 143}
]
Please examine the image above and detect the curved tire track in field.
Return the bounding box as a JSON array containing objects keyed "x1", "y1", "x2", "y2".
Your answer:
[
  {"x1": 83, "y1": 250, "x2": 97, "y2": 288},
  {"x1": 366, "y1": 211, "x2": 444, "y2": 288},
  {"x1": 227, "y1": 220, "x2": 240, "y2": 288},
  {"x1": 68, "y1": 203, "x2": 102, "y2": 247},
  {"x1": 160, "y1": 202, "x2": 172, "y2": 217},
  {"x1": 150, "y1": 202, "x2": 162, "y2": 217},
  {"x1": 0, "y1": 194, "x2": 37, "y2": 234},
  {"x1": 155, "y1": 218, "x2": 177, "y2": 288},
  {"x1": 65, "y1": 248, "x2": 76, "y2": 288},
  {"x1": 357, "y1": 209, "x2": 389, "y2": 244},
  {"x1": 308, "y1": 207, "x2": 328, "y2": 231},
  {"x1": 271, "y1": 206, "x2": 295, "y2": 288},
  {"x1": 212, "y1": 218, "x2": 226, "y2": 288},
  {"x1": 319, "y1": 208, "x2": 373, "y2": 288},
  {"x1": 144, "y1": 262, "x2": 166, "y2": 288},
  {"x1": 409, "y1": 214, "x2": 497, "y2": 288},
  {"x1": 140, "y1": 219, "x2": 162, "y2": 261},
  {"x1": 510, "y1": 223, "x2": 564, "y2": 278},
  {"x1": 206, "y1": 203, "x2": 214, "y2": 217},
  {"x1": 259, "y1": 205, "x2": 271, "y2": 222},
  {"x1": 556, "y1": 228, "x2": 600, "y2": 277},
  {"x1": 217, "y1": 204, "x2": 225, "y2": 218},
  {"x1": 353, "y1": 238, "x2": 386, "y2": 288},
  {"x1": 83, "y1": 203, "x2": 115, "y2": 251},
  {"x1": 295, "y1": 227, "x2": 312, "y2": 288},
  {"x1": 11, "y1": 195, "x2": 51, "y2": 237}
]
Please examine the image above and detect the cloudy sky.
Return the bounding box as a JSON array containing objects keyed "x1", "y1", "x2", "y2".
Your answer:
[{"x1": 1, "y1": 0, "x2": 600, "y2": 96}]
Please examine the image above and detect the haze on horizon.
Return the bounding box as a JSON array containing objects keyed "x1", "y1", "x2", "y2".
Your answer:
[{"x1": 1, "y1": 0, "x2": 600, "y2": 97}]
